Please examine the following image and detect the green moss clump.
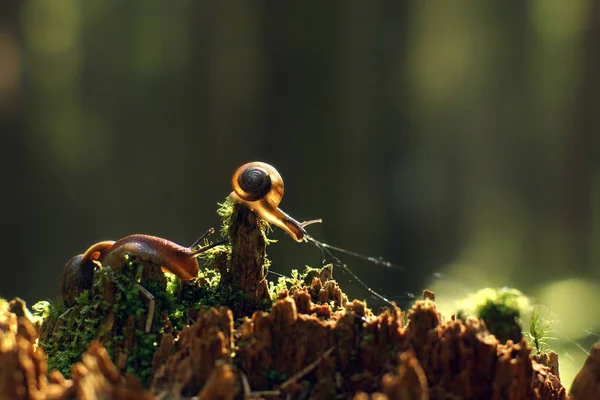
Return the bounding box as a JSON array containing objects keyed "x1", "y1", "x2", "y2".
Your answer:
[
  {"x1": 216, "y1": 199, "x2": 235, "y2": 238},
  {"x1": 0, "y1": 298, "x2": 8, "y2": 316},
  {"x1": 37, "y1": 199, "x2": 291, "y2": 384},
  {"x1": 267, "y1": 267, "x2": 324, "y2": 300},
  {"x1": 40, "y1": 258, "x2": 231, "y2": 383},
  {"x1": 217, "y1": 197, "x2": 276, "y2": 254},
  {"x1": 40, "y1": 289, "x2": 105, "y2": 377},
  {"x1": 165, "y1": 269, "x2": 244, "y2": 332},
  {"x1": 40, "y1": 263, "x2": 162, "y2": 383},
  {"x1": 268, "y1": 268, "x2": 303, "y2": 298},
  {"x1": 457, "y1": 287, "x2": 531, "y2": 343},
  {"x1": 31, "y1": 300, "x2": 52, "y2": 320}
]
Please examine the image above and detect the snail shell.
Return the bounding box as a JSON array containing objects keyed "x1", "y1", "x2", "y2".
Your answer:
[
  {"x1": 230, "y1": 161, "x2": 306, "y2": 242},
  {"x1": 233, "y1": 162, "x2": 284, "y2": 205},
  {"x1": 60, "y1": 241, "x2": 115, "y2": 306}
]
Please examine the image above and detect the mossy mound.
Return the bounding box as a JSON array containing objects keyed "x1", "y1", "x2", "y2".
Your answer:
[
  {"x1": 39, "y1": 260, "x2": 231, "y2": 384},
  {"x1": 2, "y1": 290, "x2": 571, "y2": 400},
  {"x1": 36, "y1": 199, "x2": 323, "y2": 384},
  {"x1": 8, "y1": 199, "x2": 573, "y2": 399}
]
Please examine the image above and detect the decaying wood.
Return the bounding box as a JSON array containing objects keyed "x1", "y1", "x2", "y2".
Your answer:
[
  {"x1": 0, "y1": 285, "x2": 583, "y2": 400},
  {"x1": 0, "y1": 307, "x2": 156, "y2": 400},
  {"x1": 570, "y1": 341, "x2": 600, "y2": 400},
  {"x1": 219, "y1": 204, "x2": 271, "y2": 318},
  {"x1": 150, "y1": 306, "x2": 235, "y2": 397},
  {"x1": 12, "y1": 203, "x2": 591, "y2": 399}
]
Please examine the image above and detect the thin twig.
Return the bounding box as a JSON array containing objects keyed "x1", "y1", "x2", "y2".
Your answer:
[
  {"x1": 135, "y1": 283, "x2": 155, "y2": 333},
  {"x1": 280, "y1": 346, "x2": 336, "y2": 391},
  {"x1": 241, "y1": 371, "x2": 252, "y2": 398},
  {"x1": 241, "y1": 370, "x2": 282, "y2": 399},
  {"x1": 249, "y1": 391, "x2": 281, "y2": 397}
]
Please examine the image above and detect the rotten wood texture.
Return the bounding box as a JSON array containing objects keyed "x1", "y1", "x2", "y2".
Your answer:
[
  {"x1": 570, "y1": 341, "x2": 600, "y2": 400},
  {"x1": 277, "y1": 272, "x2": 347, "y2": 315},
  {"x1": 0, "y1": 307, "x2": 156, "y2": 400},
  {"x1": 38, "y1": 258, "x2": 169, "y2": 381},
  {"x1": 233, "y1": 294, "x2": 567, "y2": 399},
  {"x1": 422, "y1": 289, "x2": 435, "y2": 302},
  {"x1": 150, "y1": 306, "x2": 236, "y2": 397},
  {"x1": 220, "y1": 203, "x2": 271, "y2": 318},
  {"x1": 534, "y1": 351, "x2": 560, "y2": 380},
  {"x1": 354, "y1": 350, "x2": 428, "y2": 400},
  {"x1": 3, "y1": 285, "x2": 579, "y2": 399}
]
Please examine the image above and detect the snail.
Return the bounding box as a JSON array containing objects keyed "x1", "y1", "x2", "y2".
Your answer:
[
  {"x1": 101, "y1": 233, "x2": 219, "y2": 279},
  {"x1": 229, "y1": 161, "x2": 309, "y2": 242},
  {"x1": 60, "y1": 229, "x2": 224, "y2": 306}
]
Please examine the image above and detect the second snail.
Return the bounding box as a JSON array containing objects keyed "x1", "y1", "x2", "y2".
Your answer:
[{"x1": 229, "y1": 161, "x2": 314, "y2": 242}]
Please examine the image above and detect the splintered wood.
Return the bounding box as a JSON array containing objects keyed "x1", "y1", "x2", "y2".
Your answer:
[
  {"x1": 219, "y1": 204, "x2": 271, "y2": 318},
  {"x1": 1, "y1": 290, "x2": 584, "y2": 399},
  {"x1": 150, "y1": 306, "x2": 236, "y2": 398},
  {"x1": 151, "y1": 291, "x2": 568, "y2": 399},
  {"x1": 0, "y1": 309, "x2": 156, "y2": 400},
  {"x1": 570, "y1": 342, "x2": 600, "y2": 400}
]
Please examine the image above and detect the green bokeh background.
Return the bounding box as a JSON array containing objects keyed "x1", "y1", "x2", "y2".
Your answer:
[{"x1": 1, "y1": 0, "x2": 599, "y2": 389}]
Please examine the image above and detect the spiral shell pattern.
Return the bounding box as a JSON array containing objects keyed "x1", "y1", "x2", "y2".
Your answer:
[
  {"x1": 232, "y1": 162, "x2": 284, "y2": 205},
  {"x1": 237, "y1": 165, "x2": 271, "y2": 201}
]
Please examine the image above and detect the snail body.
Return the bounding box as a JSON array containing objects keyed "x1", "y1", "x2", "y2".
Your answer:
[
  {"x1": 60, "y1": 229, "x2": 222, "y2": 305},
  {"x1": 229, "y1": 161, "x2": 308, "y2": 242},
  {"x1": 101, "y1": 234, "x2": 203, "y2": 280},
  {"x1": 60, "y1": 241, "x2": 115, "y2": 306}
]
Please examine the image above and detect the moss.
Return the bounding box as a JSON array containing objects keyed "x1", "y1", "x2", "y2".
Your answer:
[
  {"x1": 524, "y1": 306, "x2": 555, "y2": 355},
  {"x1": 457, "y1": 287, "x2": 531, "y2": 343},
  {"x1": 268, "y1": 276, "x2": 289, "y2": 300},
  {"x1": 39, "y1": 259, "x2": 174, "y2": 383},
  {"x1": 166, "y1": 268, "x2": 244, "y2": 331},
  {"x1": 38, "y1": 199, "x2": 294, "y2": 384},
  {"x1": 31, "y1": 300, "x2": 52, "y2": 320},
  {"x1": 0, "y1": 298, "x2": 8, "y2": 314},
  {"x1": 219, "y1": 197, "x2": 275, "y2": 260},
  {"x1": 40, "y1": 216, "x2": 251, "y2": 382},
  {"x1": 266, "y1": 268, "x2": 307, "y2": 301},
  {"x1": 216, "y1": 199, "x2": 235, "y2": 238},
  {"x1": 41, "y1": 289, "x2": 103, "y2": 377}
]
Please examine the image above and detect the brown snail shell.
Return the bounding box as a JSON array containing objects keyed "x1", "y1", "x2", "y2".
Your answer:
[{"x1": 60, "y1": 241, "x2": 115, "y2": 306}]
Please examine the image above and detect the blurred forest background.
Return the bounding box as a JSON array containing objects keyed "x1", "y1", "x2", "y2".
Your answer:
[{"x1": 1, "y1": 0, "x2": 599, "y2": 388}]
